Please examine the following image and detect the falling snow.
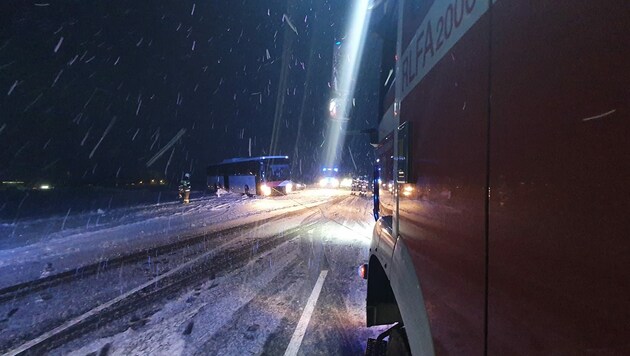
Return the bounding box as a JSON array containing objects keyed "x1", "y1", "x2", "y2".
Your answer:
[
  {"x1": 54, "y1": 36, "x2": 64, "y2": 53},
  {"x1": 7, "y1": 80, "x2": 18, "y2": 96},
  {"x1": 0, "y1": 0, "x2": 375, "y2": 215}
]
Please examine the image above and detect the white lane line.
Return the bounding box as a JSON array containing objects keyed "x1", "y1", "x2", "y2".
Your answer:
[{"x1": 284, "y1": 270, "x2": 329, "y2": 356}]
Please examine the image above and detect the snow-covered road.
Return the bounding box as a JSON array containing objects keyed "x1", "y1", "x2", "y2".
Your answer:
[
  {"x1": 1, "y1": 189, "x2": 387, "y2": 355},
  {"x1": 0, "y1": 189, "x2": 346, "y2": 288}
]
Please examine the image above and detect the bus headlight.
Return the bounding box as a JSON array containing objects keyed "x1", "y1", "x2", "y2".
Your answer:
[{"x1": 261, "y1": 184, "x2": 272, "y2": 196}]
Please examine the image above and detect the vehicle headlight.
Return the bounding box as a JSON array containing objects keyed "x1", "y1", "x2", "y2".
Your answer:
[
  {"x1": 319, "y1": 178, "x2": 328, "y2": 187},
  {"x1": 285, "y1": 183, "x2": 293, "y2": 193},
  {"x1": 330, "y1": 178, "x2": 340, "y2": 188},
  {"x1": 340, "y1": 178, "x2": 352, "y2": 188},
  {"x1": 261, "y1": 184, "x2": 272, "y2": 196}
]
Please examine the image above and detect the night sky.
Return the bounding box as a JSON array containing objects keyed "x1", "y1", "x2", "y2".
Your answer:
[{"x1": 0, "y1": 0, "x2": 379, "y2": 187}]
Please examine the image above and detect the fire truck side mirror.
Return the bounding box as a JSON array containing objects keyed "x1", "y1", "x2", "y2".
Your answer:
[{"x1": 373, "y1": 164, "x2": 380, "y2": 221}]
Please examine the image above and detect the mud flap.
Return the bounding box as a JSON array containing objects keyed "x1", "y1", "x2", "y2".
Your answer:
[
  {"x1": 365, "y1": 323, "x2": 411, "y2": 356},
  {"x1": 365, "y1": 337, "x2": 387, "y2": 356}
]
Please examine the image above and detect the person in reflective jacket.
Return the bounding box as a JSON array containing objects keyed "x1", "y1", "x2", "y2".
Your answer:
[{"x1": 179, "y1": 173, "x2": 191, "y2": 204}]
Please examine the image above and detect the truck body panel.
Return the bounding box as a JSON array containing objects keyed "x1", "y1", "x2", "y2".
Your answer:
[
  {"x1": 487, "y1": 1, "x2": 630, "y2": 353},
  {"x1": 368, "y1": 0, "x2": 630, "y2": 354}
]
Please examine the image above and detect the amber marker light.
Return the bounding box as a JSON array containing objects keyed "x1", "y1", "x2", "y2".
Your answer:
[{"x1": 358, "y1": 264, "x2": 368, "y2": 279}]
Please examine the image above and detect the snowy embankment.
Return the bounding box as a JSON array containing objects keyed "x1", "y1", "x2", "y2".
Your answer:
[{"x1": 0, "y1": 189, "x2": 346, "y2": 289}]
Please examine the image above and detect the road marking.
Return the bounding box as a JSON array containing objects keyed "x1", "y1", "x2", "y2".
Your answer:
[
  {"x1": 284, "y1": 270, "x2": 329, "y2": 356},
  {"x1": 6, "y1": 235, "x2": 221, "y2": 356}
]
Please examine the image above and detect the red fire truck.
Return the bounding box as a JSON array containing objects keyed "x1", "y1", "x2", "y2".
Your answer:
[{"x1": 365, "y1": 0, "x2": 629, "y2": 354}]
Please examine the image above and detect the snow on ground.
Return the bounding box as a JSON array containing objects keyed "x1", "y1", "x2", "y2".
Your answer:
[
  {"x1": 64, "y1": 233, "x2": 303, "y2": 356},
  {"x1": 0, "y1": 188, "x2": 347, "y2": 289},
  {"x1": 56, "y1": 194, "x2": 381, "y2": 356}
]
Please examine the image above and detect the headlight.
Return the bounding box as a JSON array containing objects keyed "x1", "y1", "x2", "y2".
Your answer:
[
  {"x1": 319, "y1": 177, "x2": 340, "y2": 188},
  {"x1": 285, "y1": 183, "x2": 293, "y2": 193},
  {"x1": 261, "y1": 184, "x2": 272, "y2": 196},
  {"x1": 340, "y1": 178, "x2": 352, "y2": 188}
]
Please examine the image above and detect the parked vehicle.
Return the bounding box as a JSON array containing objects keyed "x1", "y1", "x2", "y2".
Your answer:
[
  {"x1": 364, "y1": 1, "x2": 630, "y2": 355},
  {"x1": 351, "y1": 176, "x2": 369, "y2": 196},
  {"x1": 318, "y1": 167, "x2": 341, "y2": 188},
  {"x1": 207, "y1": 156, "x2": 293, "y2": 196}
]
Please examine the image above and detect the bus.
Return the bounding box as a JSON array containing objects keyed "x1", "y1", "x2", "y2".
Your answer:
[{"x1": 206, "y1": 156, "x2": 293, "y2": 196}]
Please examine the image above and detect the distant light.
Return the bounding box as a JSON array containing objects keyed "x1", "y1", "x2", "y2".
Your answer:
[
  {"x1": 39, "y1": 184, "x2": 51, "y2": 190},
  {"x1": 333, "y1": 168, "x2": 338, "y2": 172},
  {"x1": 376, "y1": 158, "x2": 380, "y2": 163},
  {"x1": 319, "y1": 177, "x2": 340, "y2": 188},
  {"x1": 340, "y1": 178, "x2": 353, "y2": 188},
  {"x1": 329, "y1": 98, "x2": 338, "y2": 118},
  {"x1": 335, "y1": 41, "x2": 342, "y2": 45},
  {"x1": 2, "y1": 181, "x2": 24, "y2": 185}
]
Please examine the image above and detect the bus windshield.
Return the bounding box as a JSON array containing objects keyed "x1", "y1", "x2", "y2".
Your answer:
[{"x1": 264, "y1": 163, "x2": 291, "y2": 181}]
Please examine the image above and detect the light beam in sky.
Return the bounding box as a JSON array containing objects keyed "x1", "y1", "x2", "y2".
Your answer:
[{"x1": 322, "y1": 0, "x2": 371, "y2": 170}]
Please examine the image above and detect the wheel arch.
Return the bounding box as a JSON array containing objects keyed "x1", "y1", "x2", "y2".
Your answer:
[
  {"x1": 367, "y1": 238, "x2": 435, "y2": 355},
  {"x1": 367, "y1": 254, "x2": 402, "y2": 326},
  {"x1": 388, "y1": 237, "x2": 435, "y2": 355}
]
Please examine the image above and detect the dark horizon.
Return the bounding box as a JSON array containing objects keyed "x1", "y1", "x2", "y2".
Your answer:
[{"x1": 1, "y1": 1, "x2": 378, "y2": 187}]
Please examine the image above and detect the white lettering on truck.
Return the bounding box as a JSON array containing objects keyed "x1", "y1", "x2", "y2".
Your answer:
[{"x1": 401, "y1": 0, "x2": 496, "y2": 100}]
